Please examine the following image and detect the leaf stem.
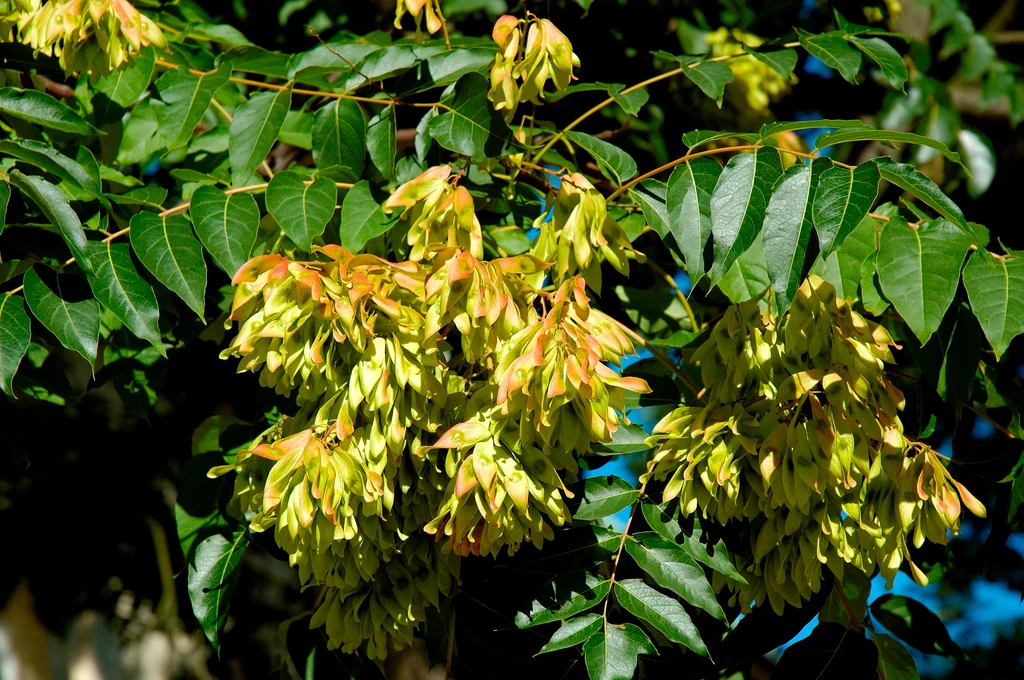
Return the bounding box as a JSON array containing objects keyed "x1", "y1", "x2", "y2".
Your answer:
[
  {"x1": 646, "y1": 259, "x2": 699, "y2": 330},
  {"x1": 602, "y1": 479, "x2": 648, "y2": 623}
]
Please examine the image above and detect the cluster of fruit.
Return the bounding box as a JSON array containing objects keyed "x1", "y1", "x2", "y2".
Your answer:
[
  {"x1": 704, "y1": 27, "x2": 791, "y2": 113},
  {"x1": 643, "y1": 276, "x2": 985, "y2": 615},
  {"x1": 216, "y1": 165, "x2": 650, "y2": 657}
]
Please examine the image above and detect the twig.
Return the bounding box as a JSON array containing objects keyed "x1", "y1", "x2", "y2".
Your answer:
[
  {"x1": 646, "y1": 259, "x2": 698, "y2": 330},
  {"x1": 602, "y1": 480, "x2": 648, "y2": 622}
]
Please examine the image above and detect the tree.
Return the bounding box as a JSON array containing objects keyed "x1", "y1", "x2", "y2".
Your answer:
[{"x1": 1, "y1": 1, "x2": 1022, "y2": 678}]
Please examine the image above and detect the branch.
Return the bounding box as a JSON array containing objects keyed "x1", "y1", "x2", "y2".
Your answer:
[{"x1": 602, "y1": 479, "x2": 648, "y2": 622}]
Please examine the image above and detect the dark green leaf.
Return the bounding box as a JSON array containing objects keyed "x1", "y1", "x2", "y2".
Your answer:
[
  {"x1": 758, "y1": 119, "x2": 870, "y2": 141},
  {"x1": 155, "y1": 64, "x2": 232, "y2": 150},
  {"x1": 632, "y1": 179, "x2": 670, "y2": 247},
  {"x1": 648, "y1": 329, "x2": 703, "y2": 348},
  {"x1": 0, "y1": 182, "x2": 8, "y2": 233},
  {"x1": 709, "y1": 147, "x2": 783, "y2": 283},
  {"x1": 366, "y1": 102, "x2": 397, "y2": 182},
  {"x1": 129, "y1": 212, "x2": 207, "y2": 318},
  {"x1": 312, "y1": 99, "x2": 366, "y2": 182},
  {"x1": 666, "y1": 157, "x2": 722, "y2": 283},
  {"x1": 870, "y1": 594, "x2": 965, "y2": 659},
  {"x1": 514, "y1": 572, "x2": 611, "y2": 628},
  {"x1": 763, "y1": 161, "x2": 820, "y2": 311},
  {"x1": 397, "y1": 47, "x2": 497, "y2": 96},
  {"x1": 625, "y1": 534, "x2": 725, "y2": 620},
  {"x1": 189, "y1": 186, "x2": 260, "y2": 277},
  {"x1": 583, "y1": 623, "x2": 657, "y2": 680},
  {"x1": 23, "y1": 268, "x2": 99, "y2": 366},
  {"x1": 219, "y1": 45, "x2": 293, "y2": 78},
  {"x1": 962, "y1": 250, "x2": 1024, "y2": 360},
  {"x1": 850, "y1": 36, "x2": 908, "y2": 91},
  {"x1": 812, "y1": 162, "x2": 880, "y2": 255},
  {"x1": 339, "y1": 180, "x2": 397, "y2": 253},
  {"x1": 772, "y1": 622, "x2": 877, "y2": 679},
  {"x1": 266, "y1": 171, "x2": 337, "y2": 251},
  {"x1": 797, "y1": 30, "x2": 863, "y2": 83},
  {"x1": 85, "y1": 242, "x2": 164, "y2": 354},
  {"x1": 537, "y1": 614, "x2": 602, "y2": 655},
  {"x1": 744, "y1": 46, "x2": 799, "y2": 79},
  {"x1": 717, "y1": 234, "x2": 771, "y2": 303},
  {"x1": 93, "y1": 47, "x2": 155, "y2": 124},
  {"x1": 428, "y1": 72, "x2": 514, "y2": 159},
  {"x1": 592, "y1": 424, "x2": 650, "y2": 455},
  {"x1": 681, "y1": 61, "x2": 735, "y2": 106},
  {"x1": 0, "y1": 140, "x2": 98, "y2": 192},
  {"x1": 874, "y1": 634, "x2": 921, "y2": 680},
  {"x1": 229, "y1": 87, "x2": 291, "y2": 186},
  {"x1": 9, "y1": 170, "x2": 90, "y2": 265},
  {"x1": 513, "y1": 525, "x2": 619, "y2": 573},
  {"x1": 564, "y1": 131, "x2": 637, "y2": 184},
  {"x1": 574, "y1": 475, "x2": 638, "y2": 520},
  {"x1": 0, "y1": 87, "x2": 98, "y2": 135},
  {"x1": 816, "y1": 130, "x2": 964, "y2": 168},
  {"x1": 873, "y1": 157, "x2": 968, "y2": 231},
  {"x1": 0, "y1": 294, "x2": 31, "y2": 397},
  {"x1": 682, "y1": 129, "x2": 759, "y2": 149},
  {"x1": 876, "y1": 217, "x2": 973, "y2": 345},
  {"x1": 819, "y1": 569, "x2": 871, "y2": 628},
  {"x1": 614, "y1": 579, "x2": 708, "y2": 656},
  {"x1": 188, "y1": 529, "x2": 248, "y2": 652}
]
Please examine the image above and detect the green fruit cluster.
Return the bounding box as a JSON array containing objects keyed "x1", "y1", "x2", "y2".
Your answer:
[{"x1": 643, "y1": 276, "x2": 985, "y2": 615}]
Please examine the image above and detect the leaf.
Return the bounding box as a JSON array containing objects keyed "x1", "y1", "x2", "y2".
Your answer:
[
  {"x1": 0, "y1": 140, "x2": 98, "y2": 192},
  {"x1": 592, "y1": 423, "x2": 650, "y2": 455},
  {"x1": 957, "y1": 129, "x2": 995, "y2": 199},
  {"x1": 428, "y1": 72, "x2": 514, "y2": 159},
  {"x1": 574, "y1": 475, "x2": 639, "y2": 520},
  {"x1": 639, "y1": 505, "x2": 748, "y2": 584},
  {"x1": 876, "y1": 217, "x2": 973, "y2": 345},
  {"x1": 22, "y1": 268, "x2": 99, "y2": 366},
  {"x1": 537, "y1": 614, "x2": 602, "y2": 655},
  {"x1": 564, "y1": 131, "x2": 637, "y2": 184},
  {"x1": 366, "y1": 102, "x2": 397, "y2": 182},
  {"x1": 758, "y1": 119, "x2": 870, "y2": 141},
  {"x1": 819, "y1": 569, "x2": 871, "y2": 629},
  {"x1": 816, "y1": 129, "x2": 965, "y2": 168},
  {"x1": 85, "y1": 242, "x2": 164, "y2": 354},
  {"x1": 962, "y1": 251, "x2": 1024, "y2": 360},
  {"x1": 93, "y1": 46, "x2": 155, "y2": 125},
  {"x1": 583, "y1": 623, "x2": 657, "y2": 680},
  {"x1": 219, "y1": 45, "x2": 293, "y2": 78},
  {"x1": 266, "y1": 171, "x2": 338, "y2": 251},
  {"x1": 743, "y1": 46, "x2": 799, "y2": 79},
  {"x1": 648, "y1": 329, "x2": 703, "y2": 349},
  {"x1": 513, "y1": 525, "x2": 619, "y2": 573},
  {"x1": 9, "y1": 171, "x2": 90, "y2": 265},
  {"x1": 763, "y1": 161, "x2": 821, "y2": 311},
  {"x1": 682, "y1": 129, "x2": 759, "y2": 150},
  {"x1": 873, "y1": 158, "x2": 968, "y2": 231},
  {"x1": 874, "y1": 634, "x2": 921, "y2": 680},
  {"x1": 632, "y1": 180, "x2": 672, "y2": 253},
  {"x1": 0, "y1": 87, "x2": 98, "y2": 135},
  {"x1": 771, "y1": 622, "x2": 878, "y2": 678},
  {"x1": 0, "y1": 182, "x2": 8, "y2": 234},
  {"x1": 717, "y1": 234, "x2": 771, "y2": 303},
  {"x1": 188, "y1": 529, "x2": 248, "y2": 652},
  {"x1": 339, "y1": 180, "x2": 397, "y2": 253},
  {"x1": 614, "y1": 579, "x2": 708, "y2": 656},
  {"x1": 666, "y1": 157, "x2": 722, "y2": 283},
  {"x1": 709, "y1": 147, "x2": 783, "y2": 284},
  {"x1": 154, "y1": 64, "x2": 232, "y2": 150},
  {"x1": 681, "y1": 61, "x2": 735, "y2": 106},
  {"x1": 869, "y1": 594, "x2": 965, "y2": 659},
  {"x1": 0, "y1": 294, "x2": 31, "y2": 397},
  {"x1": 514, "y1": 572, "x2": 611, "y2": 628},
  {"x1": 797, "y1": 30, "x2": 863, "y2": 83},
  {"x1": 312, "y1": 99, "x2": 366, "y2": 183},
  {"x1": 189, "y1": 186, "x2": 260, "y2": 277},
  {"x1": 625, "y1": 534, "x2": 725, "y2": 621},
  {"x1": 396, "y1": 47, "x2": 497, "y2": 96},
  {"x1": 229, "y1": 87, "x2": 291, "y2": 186},
  {"x1": 812, "y1": 162, "x2": 880, "y2": 255},
  {"x1": 128, "y1": 212, "x2": 207, "y2": 318},
  {"x1": 849, "y1": 36, "x2": 908, "y2": 91}
]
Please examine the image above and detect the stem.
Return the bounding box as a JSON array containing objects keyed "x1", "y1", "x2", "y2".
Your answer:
[
  {"x1": 603, "y1": 480, "x2": 648, "y2": 622},
  {"x1": 435, "y1": 1, "x2": 452, "y2": 51},
  {"x1": 832, "y1": 581, "x2": 862, "y2": 632},
  {"x1": 210, "y1": 99, "x2": 274, "y2": 178},
  {"x1": 965, "y1": 403, "x2": 1016, "y2": 439},
  {"x1": 646, "y1": 259, "x2": 698, "y2": 330}
]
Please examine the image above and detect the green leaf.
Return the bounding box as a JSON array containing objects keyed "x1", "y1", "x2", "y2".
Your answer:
[
  {"x1": 92, "y1": 46, "x2": 155, "y2": 125},
  {"x1": 772, "y1": 623, "x2": 877, "y2": 677},
  {"x1": 583, "y1": 623, "x2": 657, "y2": 680},
  {"x1": 514, "y1": 572, "x2": 611, "y2": 628},
  {"x1": 0, "y1": 294, "x2": 31, "y2": 397},
  {"x1": 861, "y1": 252, "x2": 889, "y2": 314},
  {"x1": 574, "y1": 475, "x2": 639, "y2": 520},
  {"x1": 396, "y1": 47, "x2": 497, "y2": 96},
  {"x1": 874, "y1": 634, "x2": 921, "y2": 680},
  {"x1": 666, "y1": 157, "x2": 722, "y2": 284},
  {"x1": 850, "y1": 36, "x2": 908, "y2": 91},
  {"x1": 0, "y1": 182, "x2": 8, "y2": 234},
  {"x1": 836, "y1": 211, "x2": 882, "y2": 304},
  {"x1": 743, "y1": 46, "x2": 799, "y2": 79},
  {"x1": 717, "y1": 234, "x2": 771, "y2": 303},
  {"x1": 957, "y1": 129, "x2": 996, "y2": 199},
  {"x1": 0, "y1": 140, "x2": 98, "y2": 192},
  {"x1": 564, "y1": 131, "x2": 637, "y2": 184},
  {"x1": 869, "y1": 594, "x2": 965, "y2": 659},
  {"x1": 189, "y1": 186, "x2": 260, "y2": 277},
  {"x1": 876, "y1": 217, "x2": 973, "y2": 345},
  {"x1": 682, "y1": 129, "x2": 759, "y2": 150},
  {"x1": 229, "y1": 87, "x2": 291, "y2": 186},
  {"x1": 709, "y1": 148, "x2": 783, "y2": 284},
  {"x1": 0, "y1": 87, "x2": 98, "y2": 135},
  {"x1": 758, "y1": 119, "x2": 870, "y2": 141},
  {"x1": 797, "y1": 30, "x2": 863, "y2": 83},
  {"x1": 614, "y1": 579, "x2": 708, "y2": 656},
  {"x1": 513, "y1": 525, "x2": 619, "y2": 573},
  {"x1": 85, "y1": 242, "x2": 164, "y2": 354},
  {"x1": 592, "y1": 423, "x2": 650, "y2": 455},
  {"x1": 23, "y1": 268, "x2": 99, "y2": 366},
  {"x1": 632, "y1": 179, "x2": 670, "y2": 245},
  {"x1": 625, "y1": 534, "x2": 725, "y2": 621},
  {"x1": 339, "y1": 180, "x2": 396, "y2": 253},
  {"x1": 9, "y1": 170, "x2": 90, "y2": 265},
  {"x1": 816, "y1": 129, "x2": 965, "y2": 168},
  {"x1": 188, "y1": 529, "x2": 248, "y2": 652},
  {"x1": 155, "y1": 64, "x2": 232, "y2": 150},
  {"x1": 366, "y1": 102, "x2": 397, "y2": 182},
  {"x1": 763, "y1": 161, "x2": 821, "y2": 311},
  {"x1": 962, "y1": 250, "x2": 1024, "y2": 360},
  {"x1": 219, "y1": 45, "x2": 293, "y2": 78},
  {"x1": 266, "y1": 171, "x2": 338, "y2": 251},
  {"x1": 681, "y1": 61, "x2": 735, "y2": 106},
  {"x1": 538, "y1": 614, "x2": 602, "y2": 655},
  {"x1": 312, "y1": 99, "x2": 366, "y2": 183},
  {"x1": 873, "y1": 157, "x2": 967, "y2": 231},
  {"x1": 648, "y1": 329, "x2": 703, "y2": 349},
  {"x1": 639, "y1": 505, "x2": 748, "y2": 584},
  {"x1": 128, "y1": 212, "x2": 207, "y2": 318},
  {"x1": 812, "y1": 162, "x2": 880, "y2": 255},
  {"x1": 819, "y1": 569, "x2": 871, "y2": 629},
  {"x1": 428, "y1": 72, "x2": 514, "y2": 159}
]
